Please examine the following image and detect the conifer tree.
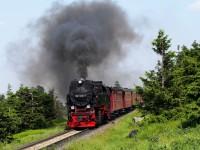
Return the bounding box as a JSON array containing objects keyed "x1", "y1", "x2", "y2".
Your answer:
[{"x1": 152, "y1": 30, "x2": 172, "y2": 88}]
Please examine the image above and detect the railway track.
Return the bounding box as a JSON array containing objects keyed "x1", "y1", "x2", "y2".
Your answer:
[
  {"x1": 19, "y1": 129, "x2": 89, "y2": 150},
  {"x1": 18, "y1": 110, "x2": 134, "y2": 150}
]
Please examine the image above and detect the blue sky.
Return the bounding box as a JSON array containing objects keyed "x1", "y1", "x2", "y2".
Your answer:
[{"x1": 1, "y1": 0, "x2": 200, "y2": 93}]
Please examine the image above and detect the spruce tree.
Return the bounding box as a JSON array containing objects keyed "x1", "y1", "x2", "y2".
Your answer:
[{"x1": 152, "y1": 30, "x2": 172, "y2": 88}]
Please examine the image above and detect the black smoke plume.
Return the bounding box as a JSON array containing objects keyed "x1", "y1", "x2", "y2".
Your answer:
[{"x1": 9, "y1": 1, "x2": 140, "y2": 98}]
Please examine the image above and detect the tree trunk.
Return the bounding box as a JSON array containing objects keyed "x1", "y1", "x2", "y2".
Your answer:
[{"x1": 161, "y1": 51, "x2": 165, "y2": 88}]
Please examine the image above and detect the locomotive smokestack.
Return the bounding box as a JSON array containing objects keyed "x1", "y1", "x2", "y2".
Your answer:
[
  {"x1": 78, "y1": 62, "x2": 88, "y2": 79},
  {"x1": 8, "y1": 1, "x2": 139, "y2": 98}
]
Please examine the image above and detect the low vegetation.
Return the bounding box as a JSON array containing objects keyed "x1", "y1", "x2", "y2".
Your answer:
[
  {"x1": 0, "y1": 118, "x2": 66, "y2": 150},
  {"x1": 66, "y1": 110, "x2": 200, "y2": 150}
]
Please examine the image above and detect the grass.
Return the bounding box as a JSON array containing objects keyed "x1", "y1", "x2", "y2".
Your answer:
[
  {"x1": 0, "y1": 118, "x2": 66, "y2": 150},
  {"x1": 66, "y1": 110, "x2": 200, "y2": 150}
]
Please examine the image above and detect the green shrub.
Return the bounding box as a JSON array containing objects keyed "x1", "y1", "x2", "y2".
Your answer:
[
  {"x1": 0, "y1": 104, "x2": 21, "y2": 143},
  {"x1": 29, "y1": 114, "x2": 48, "y2": 129},
  {"x1": 181, "y1": 113, "x2": 200, "y2": 128},
  {"x1": 171, "y1": 138, "x2": 200, "y2": 150}
]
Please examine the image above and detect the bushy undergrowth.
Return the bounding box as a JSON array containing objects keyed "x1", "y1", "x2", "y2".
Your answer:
[{"x1": 141, "y1": 102, "x2": 200, "y2": 129}]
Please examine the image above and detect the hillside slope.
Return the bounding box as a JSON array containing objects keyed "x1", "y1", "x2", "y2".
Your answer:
[{"x1": 66, "y1": 110, "x2": 200, "y2": 150}]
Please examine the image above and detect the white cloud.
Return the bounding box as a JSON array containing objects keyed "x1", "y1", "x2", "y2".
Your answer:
[{"x1": 189, "y1": 0, "x2": 200, "y2": 11}]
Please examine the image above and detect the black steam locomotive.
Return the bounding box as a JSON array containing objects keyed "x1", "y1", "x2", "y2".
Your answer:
[{"x1": 66, "y1": 79, "x2": 142, "y2": 128}]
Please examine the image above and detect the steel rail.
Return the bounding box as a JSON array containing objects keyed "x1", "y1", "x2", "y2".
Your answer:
[{"x1": 18, "y1": 129, "x2": 88, "y2": 150}]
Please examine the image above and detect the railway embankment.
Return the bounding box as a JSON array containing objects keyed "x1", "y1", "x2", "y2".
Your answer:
[
  {"x1": 0, "y1": 119, "x2": 66, "y2": 150},
  {"x1": 65, "y1": 109, "x2": 200, "y2": 150}
]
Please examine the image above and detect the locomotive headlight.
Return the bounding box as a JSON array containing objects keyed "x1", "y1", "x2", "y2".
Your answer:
[
  {"x1": 78, "y1": 80, "x2": 82, "y2": 84},
  {"x1": 71, "y1": 106, "x2": 75, "y2": 110},
  {"x1": 86, "y1": 104, "x2": 91, "y2": 109}
]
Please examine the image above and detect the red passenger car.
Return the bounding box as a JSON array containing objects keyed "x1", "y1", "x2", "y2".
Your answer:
[
  {"x1": 110, "y1": 88, "x2": 124, "y2": 112},
  {"x1": 123, "y1": 89, "x2": 133, "y2": 109}
]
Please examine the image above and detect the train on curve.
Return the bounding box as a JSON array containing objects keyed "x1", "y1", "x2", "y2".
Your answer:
[{"x1": 66, "y1": 79, "x2": 143, "y2": 129}]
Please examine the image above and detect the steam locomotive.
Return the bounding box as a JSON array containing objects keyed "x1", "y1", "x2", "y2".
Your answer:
[{"x1": 66, "y1": 79, "x2": 143, "y2": 128}]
